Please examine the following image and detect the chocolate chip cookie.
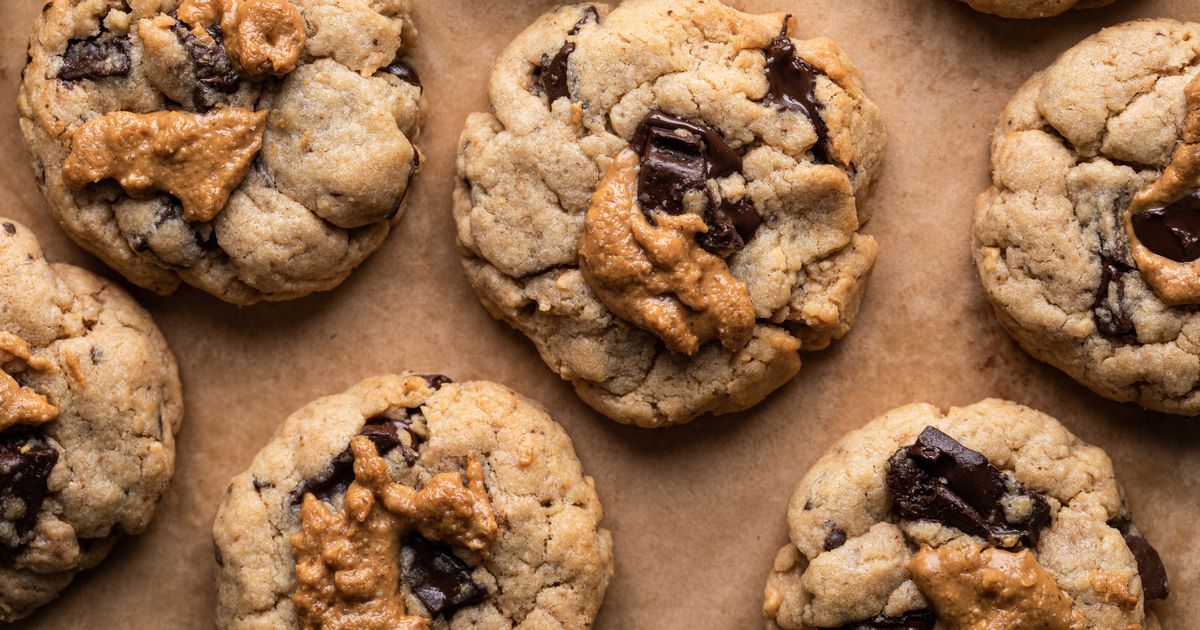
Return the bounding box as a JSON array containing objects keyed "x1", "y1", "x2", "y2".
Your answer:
[
  {"x1": 454, "y1": 0, "x2": 885, "y2": 427},
  {"x1": 957, "y1": 0, "x2": 1114, "y2": 19},
  {"x1": 0, "y1": 218, "x2": 184, "y2": 621},
  {"x1": 974, "y1": 19, "x2": 1200, "y2": 415},
  {"x1": 20, "y1": 0, "x2": 424, "y2": 304},
  {"x1": 212, "y1": 374, "x2": 613, "y2": 629},
  {"x1": 763, "y1": 399, "x2": 1168, "y2": 630}
]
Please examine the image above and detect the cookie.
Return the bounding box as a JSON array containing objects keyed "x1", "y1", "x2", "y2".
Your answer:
[
  {"x1": 454, "y1": 0, "x2": 885, "y2": 427},
  {"x1": 19, "y1": 0, "x2": 425, "y2": 305},
  {"x1": 956, "y1": 0, "x2": 1114, "y2": 19},
  {"x1": 762, "y1": 399, "x2": 1168, "y2": 630},
  {"x1": 212, "y1": 374, "x2": 613, "y2": 629},
  {"x1": 974, "y1": 19, "x2": 1200, "y2": 415},
  {"x1": 0, "y1": 218, "x2": 183, "y2": 621}
]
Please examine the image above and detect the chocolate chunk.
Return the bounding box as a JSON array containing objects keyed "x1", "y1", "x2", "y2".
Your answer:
[
  {"x1": 1131, "y1": 191, "x2": 1200, "y2": 263},
  {"x1": 0, "y1": 432, "x2": 58, "y2": 548},
  {"x1": 380, "y1": 57, "x2": 421, "y2": 87},
  {"x1": 58, "y1": 32, "x2": 131, "y2": 81},
  {"x1": 1093, "y1": 256, "x2": 1135, "y2": 337},
  {"x1": 541, "y1": 42, "x2": 575, "y2": 103},
  {"x1": 632, "y1": 111, "x2": 742, "y2": 179},
  {"x1": 822, "y1": 524, "x2": 847, "y2": 551},
  {"x1": 289, "y1": 418, "x2": 418, "y2": 506},
  {"x1": 420, "y1": 374, "x2": 452, "y2": 390},
  {"x1": 761, "y1": 20, "x2": 830, "y2": 164},
  {"x1": 2, "y1": 223, "x2": 14, "y2": 235},
  {"x1": 826, "y1": 610, "x2": 937, "y2": 630},
  {"x1": 401, "y1": 534, "x2": 487, "y2": 617},
  {"x1": 696, "y1": 198, "x2": 762, "y2": 257},
  {"x1": 172, "y1": 21, "x2": 241, "y2": 108},
  {"x1": 629, "y1": 110, "x2": 743, "y2": 218},
  {"x1": 1109, "y1": 517, "x2": 1170, "y2": 601},
  {"x1": 886, "y1": 426, "x2": 1050, "y2": 548}
]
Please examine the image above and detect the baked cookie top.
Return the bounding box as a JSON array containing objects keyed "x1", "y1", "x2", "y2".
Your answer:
[
  {"x1": 763, "y1": 399, "x2": 1168, "y2": 630},
  {"x1": 212, "y1": 374, "x2": 613, "y2": 629},
  {"x1": 454, "y1": 0, "x2": 885, "y2": 427},
  {"x1": 974, "y1": 19, "x2": 1200, "y2": 415},
  {"x1": 19, "y1": 0, "x2": 425, "y2": 305},
  {"x1": 0, "y1": 218, "x2": 183, "y2": 622},
  {"x1": 957, "y1": 0, "x2": 1115, "y2": 19}
]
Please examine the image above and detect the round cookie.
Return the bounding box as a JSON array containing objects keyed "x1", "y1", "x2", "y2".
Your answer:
[
  {"x1": 974, "y1": 19, "x2": 1200, "y2": 415},
  {"x1": 0, "y1": 218, "x2": 184, "y2": 621},
  {"x1": 212, "y1": 374, "x2": 613, "y2": 629},
  {"x1": 20, "y1": 0, "x2": 425, "y2": 305},
  {"x1": 762, "y1": 399, "x2": 1168, "y2": 630},
  {"x1": 957, "y1": 0, "x2": 1114, "y2": 19},
  {"x1": 454, "y1": 0, "x2": 885, "y2": 427}
]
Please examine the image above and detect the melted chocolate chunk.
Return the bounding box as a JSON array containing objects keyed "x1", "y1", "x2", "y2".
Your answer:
[
  {"x1": 58, "y1": 32, "x2": 131, "y2": 81},
  {"x1": 0, "y1": 432, "x2": 58, "y2": 548},
  {"x1": 289, "y1": 418, "x2": 419, "y2": 507},
  {"x1": 826, "y1": 610, "x2": 937, "y2": 630},
  {"x1": 1093, "y1": 256, "x2": 1135, "y2": 337},
  {"x1": 172, "y1": 21, "x2": 241, "y2": 108},
  {"x1": 629, "y1": 111, "x2": 743, "y2": 217},
  {"x1": 1109, "y1": 517, "x2": 1170, "y2": 601},
  {"x1": 541, "y1": 42, "x2": 575, "y2": 103},
  {"x1": 761, "y1": 20, "x2": 830, "y2": 164},
  {"x1": 380, "y1": 57, "x2": 421, "y2": 87},
  {"x1": 419, "y1": 374, "x2": 452, "y2": 390},
  {"x1": 1131, "y1": 191, "x2": 1200, "y2": 263},
  {"x1": 401, "y1": 534, "x2": 487, "y2": 617},
  {"x1": 886, "y1": 427, "x2": 1050, "y2": 548},
  {"x1": 696, "y1": 198, "x2": 762, "y2": 257},
  {"x1": 822, "y1": 524, "x2": 847, "y2": 551}
]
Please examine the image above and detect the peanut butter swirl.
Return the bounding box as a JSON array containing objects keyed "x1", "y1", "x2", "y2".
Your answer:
[
  {"x1": 909, "y1": 544, "x2": 1087, "y2": 630},
  {"x1": 178, "y1": 0, "x2": 306, "y2": 80},
  {"x1": 0, "y1": 332, "x2": 58, "y2": 431},
  {"x1": 61, "y1": 108, "x2": 268, "y2": 223},
  {"x1": 577, "y1": 149, "x2": 755, "y2": 355},
  {"x1": 1125, "y1": 73, "x2": 1200, "y2": 304},
  {"x1": 290, "y1": 436, "x2": 498, "y2": 629}
]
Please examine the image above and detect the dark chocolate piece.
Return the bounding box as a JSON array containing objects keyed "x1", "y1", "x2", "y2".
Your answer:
[
  {"x1": 289, "y1": 417, "x2": 418, "y2": 507},
  {"x1": 631, "y1": 111, "x2": 742, "y2": 179},
  {"x1": 886, "y1": 426, "x2": 1050, "y2": 548},
  {"x1": 629, "y1": 110, "x2": 743, "y2": 218},
  {"x1": 761, "y1": 19, "x2": 830, "y2": 164},
  {"x1": 380, "y1": 57, "x2": 421, "y2": 87},
  {"x1": 1109, "y1": 517, "x2": 1170, "y2": 601},
  {"x1": 696, "y1": 198, "x2": 762, "y2": 257},
  {"x1": 172, "y1": 21, "x2": 241, "y2": 108},
  {"x1": 58, "y1": 31, "x2": 131, "y2": 82},
  {"x1": 822, "y1": 524, "x2": 847, "y2": 551},
  {"x1": 537, "y1": 6, "x2": 597, "y2": 103},
  {"x1": 1093, "y1": 256, "x2": 1135, "y2": 337},
  {"x1": 419, "y1": 374, "x2": 452, "y2": 390},
  {"x1": 1131, "y1": 191, "x2": 1200, "y2": 263},
  {"x1": 0, "y1": 432, "x2": 58, "y2": 548},
  {"x1": 401, "y1": 534, "x2": 487, "y2": 618},
  {"x1": 3, "y1": 223, "x2": 14, "y2": 235},
  {"x1": 825, "y1": 609, "x2": 937, "y2": 630}
]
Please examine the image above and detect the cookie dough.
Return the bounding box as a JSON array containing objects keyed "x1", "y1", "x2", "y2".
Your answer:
[
  {"x1": 973, "y1": 19, "x2": 1200, "y2": 415},
  {"x1": 20, "y1": 0, "x2": 425, "y2": 304},
  {"x1": 957, "y1": 0, "x2": 1114, "y2": 19},
  {"x1": 0, "y1": 218, "x2": 184, "y2": 621},
  {"x1": 762, "y1": 399, "x2": 1168, "y2": 630},
  {"x1": 454, "y1": 0, "x2": 885, "y2": 427},
  {"x1": 212, "y1": 374, "x2": 613, "y2": 629}
]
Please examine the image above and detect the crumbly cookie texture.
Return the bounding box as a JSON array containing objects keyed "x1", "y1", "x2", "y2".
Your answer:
[
  {"x1": 0, "y1": 218, "x2": 183, "y2": 622},
  {"x1": 19, "y1": 0, "x2": 424, "y2": 305},
  {"x1": 958, "y1": 0, "x2": 1114, "y2": 19},
  {"x1": 973, "y1": 19, "x2": 1200, "y2": 415},
  {"x1": 762, "y1": 399, "x2": 1167, "y2": 630},
  {"x1": 212, "y1": 374, "x2": 613, "y2": 629},
  {"x1": 454, "y1": 0, "x2": 885, "y2": 427}
]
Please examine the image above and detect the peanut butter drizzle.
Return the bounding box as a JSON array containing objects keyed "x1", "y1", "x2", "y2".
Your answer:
[
  {"x1": 178, "y1": 0, "x2": 305, "y2": 79},
  {"x1": 61, "y1": 109, "x2": 268, "y2": 222},
  {"x1": 577, "y1": 149, "x2": 755, "y2": 355},
  {"x1": 1125, "y1": 74, "x2": 1200, "y2": 304},
  {"x1": 909, "y1": 544, "x2": 1087, "y2": 630},
  {"x1": 0, "y1": 333, "x2": 58, "y2": 432},
  {"x1": 290, "y1": 436, "x2": 498, "y2": 629}
]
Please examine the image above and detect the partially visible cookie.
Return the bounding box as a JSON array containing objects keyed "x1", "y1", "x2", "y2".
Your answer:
[
  {"x1": 19, "y1": 0, "x2": 425, "y2": 304},
  {"x1": 763, "y1": 399, "x2": 1168, "y2": 630},
  {"x1": 454, "y1": 0, "x2": 885, "y2": 427},
  {"x1": 974, "y1": 19, "x2": 1200, "y2": 415},
  {"x1": 212, "y1": 374, "x2": 613, "y2": 629},
  {"x1": 958, "y1": 0, "x2": 1115, "y2": 19},
  {"x1": 0, "y1": 218, "x2": 183, "y2": 621}
]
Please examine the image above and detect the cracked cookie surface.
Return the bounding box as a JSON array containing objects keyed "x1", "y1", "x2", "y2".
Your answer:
[
  {"x1": 974, "y1": 19, "x2": 1200, "y2": 415},
  {"x1": 212, "y1": 374, "x2": 613, "y2": 629},
  {"x1": 19, "y1": 0, "x2": 424, "y2": 304},
  {"x1": 957, "y1": 0, "x2": 1114, "y2": 19},
  {"x1": 762, "y1": 399, "x2": 1167, "y2": 630},
  {"x1": 0, "y1": 218, "x2": 183, "y2": 622},
  {"x1": 454, "y1": 0, "x2": 885, "y2": 427}
]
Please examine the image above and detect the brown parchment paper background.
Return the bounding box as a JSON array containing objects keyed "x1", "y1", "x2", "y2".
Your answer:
[{"x1": 1, "y1": 0, "x2": 1198, "y2": 627}]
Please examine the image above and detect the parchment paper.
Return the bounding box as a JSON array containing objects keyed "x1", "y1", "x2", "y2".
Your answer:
[{"x1": 0, "y1": 0, "x2": 1196, "y2": 627}]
